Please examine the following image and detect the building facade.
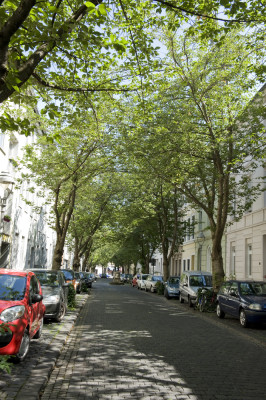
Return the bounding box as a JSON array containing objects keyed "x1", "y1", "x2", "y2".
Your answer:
[{"x1": 0, "y1": 116, "x2": 72, "y2": 271}]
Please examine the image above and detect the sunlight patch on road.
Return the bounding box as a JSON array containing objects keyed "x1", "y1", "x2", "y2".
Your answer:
[{"x1": 72, "y1": 329, "x2": 199, "y2": 400}]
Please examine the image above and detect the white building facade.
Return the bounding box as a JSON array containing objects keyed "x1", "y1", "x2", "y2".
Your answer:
[{"x1": 0, "y1": 115, "x2": 72, "y2": 271}]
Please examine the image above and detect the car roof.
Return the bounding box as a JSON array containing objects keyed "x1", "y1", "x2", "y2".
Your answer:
[
  {"x1": 0, "y1": 268, "x2": 31, "y2": 277},
  {"x1": 28, "y1": 268, "x2": 59, "y2": 273},
  {"x1": 182, "y1": 271, "x2": 212, "y2": 276}
]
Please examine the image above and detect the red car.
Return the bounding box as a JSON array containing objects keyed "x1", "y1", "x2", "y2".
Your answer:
[
  {"x1": 0, "y1": 269, "x2": 45, "y2": 362},
  {"x1": 131, "y1": 274, "x2": 140, "y2": 287}
]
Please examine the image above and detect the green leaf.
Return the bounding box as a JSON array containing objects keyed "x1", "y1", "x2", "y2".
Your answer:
[
  {"x1": 85, "y1": 1, "x2": 96, "y2": 11},
  {"x1": 98, "y1": 4, "x2": 107, "y2": 16}
]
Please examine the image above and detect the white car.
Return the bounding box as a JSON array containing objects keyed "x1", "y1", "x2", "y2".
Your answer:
[
  {"x1": 145, "y1": 275, "x2": 163, "y2": 293},
  {"x1": 137, "y1": 274, "x2": 150, "y2": 290}
]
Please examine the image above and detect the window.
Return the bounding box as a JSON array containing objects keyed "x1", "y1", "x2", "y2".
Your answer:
[
  {"x1": 183, "y1": 259, "x2": 186, "y2": 271},
  {"x1": 247, "y1": 244, "x2": 252, "y2": 277},
  {"x1": 187, "y1": 259, "x2": 190, "y2": 271},
  {"x1": 231, "y1": 245, "x2": 236, "y2": 276},
  {"x1": 198, "y1": 211, "x2": 203, "y2": 231},
  {"x1": 206, "y1": 246, "x2": 211, "y2": 273},
  {"x1": 187, "y1": 218, "x2": 190, "y2": 241},
  {"x1": 0, "y1": 133, "x2": 5, "y2": 149},
  {"x1": 229, "y1": 282, "x2": 239, "y2": 296},
  {"x1": 191, "y1": 216, "x2": 195, "y2": 239},
  {"x1": 29, "y1": 275, "x2": 40, "y2": 303}
]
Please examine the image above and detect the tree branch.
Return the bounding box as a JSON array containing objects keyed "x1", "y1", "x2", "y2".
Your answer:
[
  {"x1": 32, "y1": 72, "x2": 137, "y2": 92},
  {"x1": 153, "y1": 0, "x2": 262, "y2": 23}
]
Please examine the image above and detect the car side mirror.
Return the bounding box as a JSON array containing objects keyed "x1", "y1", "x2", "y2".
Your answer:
[
  {"x1": 32, "y1": 294, "x2": 43, "y2": 303},
  {"x1": 229, "y1": 290, "x2": 238, "y2": 297}
]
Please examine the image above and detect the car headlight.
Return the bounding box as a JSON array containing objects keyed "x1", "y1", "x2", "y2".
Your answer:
[
  {"x1": 249, "y1": 303, "x2": 262, "y2": 311},
  {"x1": 44, "y1": 295, "x2": 60, "y2": 304},
  {"x1": 0, "y1": 305, "x2": 25, "y2": 322}
]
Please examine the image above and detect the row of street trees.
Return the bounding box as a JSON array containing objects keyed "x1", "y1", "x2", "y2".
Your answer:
[{"x1": 1, "y1": 0, "x2": 266, "y2": 288}]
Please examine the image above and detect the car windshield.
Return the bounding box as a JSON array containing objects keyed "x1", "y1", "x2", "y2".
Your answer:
[
  {"x1": 189, "y1": 275, "x2": 212, "y2": 287},
  {"x1": 240, "y1": 282, "x2": 266, "y2": 296},
  {"x1": 34, "y1": 271, "x2": 60, "y2": 287},
  {"x1": 153, "y1": 276, "x2": 163, "y2": 281},
  {"x1": 141, "y1": 275, "x2": 149, "y2": 280},
  {"x1": 62, "y1": 270, "x2": 74, "y2": 280},
  {"x1": 0, "y1": 274, "x2": 27, "y2": 300},
  {"x1": 169, "y1": 277, "x2": 179, "y2": 285}
]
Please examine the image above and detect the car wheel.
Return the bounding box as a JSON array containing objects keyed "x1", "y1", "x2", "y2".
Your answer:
[
  {"x1": 33, "y1": 317, "x2": 43, "y2": 339},
  {"x1": 239, "y1": 309, "x2": 249, "y2": 328},
  {"x1": 145, "y1": 286, "x2": 148, "y2": 292},
  {"x1": 150, "y1": 286, "x2": 154, "y2": 293},
  {"x1": 54, "y1": 302, "x2": 66, "y2": 323},
  {"x1": 137, "y1": 286, "x2": 140, "y2": 290},
  {"x1": 188, "y1": 296, "x2": 193, "y2": 308},
  {"x1": 216, "y1": 303, "x2": 225, "y2": 319},
  {"x1": 180, "y1": 294, "x2": 184, "y2": 303},
  {"x1": 164, "y1": 290, "x2": 170, "y2": 299},
  {"x1": 14, "y1": 330, "x2": 30, "y2": 363}
]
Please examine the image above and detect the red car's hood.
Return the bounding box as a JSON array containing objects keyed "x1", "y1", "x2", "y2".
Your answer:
[{"x1": 0, "y1": 299, "x2": 26, "y2": 313}]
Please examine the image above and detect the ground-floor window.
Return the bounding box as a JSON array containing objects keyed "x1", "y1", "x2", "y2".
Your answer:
[
  {"x1": 230, "y1": 244, "x2": 236, "y2": 277},
  {"x1": 246, "y1": 242, "x2": 252, "y2": 277},
  {"x1": 206, "y1": 246, "x2": 211, "y2": 272}
]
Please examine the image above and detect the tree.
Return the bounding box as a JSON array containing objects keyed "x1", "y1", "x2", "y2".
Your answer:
[
  {"x1": 145, "y1": 29, "x2": 266, "y2": 290},
  {"x1": 67, "y1": 173, "x2": 123, "y2": 271},
  {"x1": 2, "y1": 0, "x2": 264, "y2": 104},
  {"x1": 20, "y1": 111, "x2": 110, "y2": 270}
]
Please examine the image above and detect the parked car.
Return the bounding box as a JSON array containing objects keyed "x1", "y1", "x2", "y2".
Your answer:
[
  {"x1": 137, "y1": 274, "x2": 149, "y2": 290},
  {"x1": 74, "y1": 271, "x2": 85, "y2": 294},
  {"x1": 164, "y1": 276, "x2": 180, "y2": 299},
  {"x1": 90, "y1": 273, "x2": 97, "y2": 281},
  {"x1": 61, "y1": 269, "x2": 78, "y2": 291},
  {"x1": 83, "y1": 272, "x2": 93, "y2": 288},
  {"x1": 124, "y1": 274, "x2": 133, "y2": 283},
  {"x1": 145, "y1": 275, "x2": 164, "y2": 293},
  {"x1": 216, "y1": 280, "x2": 266, "y2": 327},
  {"x1": 0, "y1": 269, "x2": 45, "y2": 362},
  {"x1": 179, "y1": 271, "x2": 212, "y2": 307},
  {"x1": 132, "y1": 274, "x2": 140, "y2": 287},
  {"x1": 120, "y1": 273, "x2": 125, "y2": 282},
  {"x1": 29, "y1": 269, "x2": 68, "y2": 322}
]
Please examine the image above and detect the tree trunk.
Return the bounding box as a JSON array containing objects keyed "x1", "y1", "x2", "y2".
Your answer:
[
  {"x1": 52, "y1": 238, "x2": 65, "y2": 270},
  {"x1": 211, "y1": 239, "x2": 225, "y2": 293},
  {"x1": 162, "y1": 257, "x2": 168, "y2": 282},
  {"x1": 72, "y1": 238, "x2": 81, "y2": 271}
]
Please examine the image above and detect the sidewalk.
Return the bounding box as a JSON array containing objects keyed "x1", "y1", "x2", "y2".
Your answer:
[{"x1": 0, "y1": 293, "x2": 89, "y2": 400}]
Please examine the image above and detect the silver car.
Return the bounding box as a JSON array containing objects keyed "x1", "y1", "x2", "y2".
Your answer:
[
  {"x1": 179, "y1": 271, "x2": 212, "y2": 307},
  {"x1": 28, "y1": 269, "x2": 68, "y2": 322}
]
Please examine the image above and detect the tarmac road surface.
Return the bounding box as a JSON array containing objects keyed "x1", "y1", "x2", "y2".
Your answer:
[{"x1": 40, "y1": 279, "x2": 266, "y2": 400}]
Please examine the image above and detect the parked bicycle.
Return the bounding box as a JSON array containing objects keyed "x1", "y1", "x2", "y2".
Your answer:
[{"x1": 196, "y1": 288, "x2": 216, "y2": 312}]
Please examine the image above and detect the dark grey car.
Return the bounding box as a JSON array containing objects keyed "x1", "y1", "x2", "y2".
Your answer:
[{"x1": 28, "y1": 269, "x2": 68, "y2": 322}]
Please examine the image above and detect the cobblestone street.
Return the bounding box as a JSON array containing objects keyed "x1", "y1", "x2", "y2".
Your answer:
[{"x1": 40, "y1": 280, "x2": 266, "y2": 400}]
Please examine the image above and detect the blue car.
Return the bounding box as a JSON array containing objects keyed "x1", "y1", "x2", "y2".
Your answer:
[
  {"x1": 164, "y1": 276, "x2": 180, "y2": 299},
  {"x1": 216, "y1": 280, "x2": 266, "y2": 327}
]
